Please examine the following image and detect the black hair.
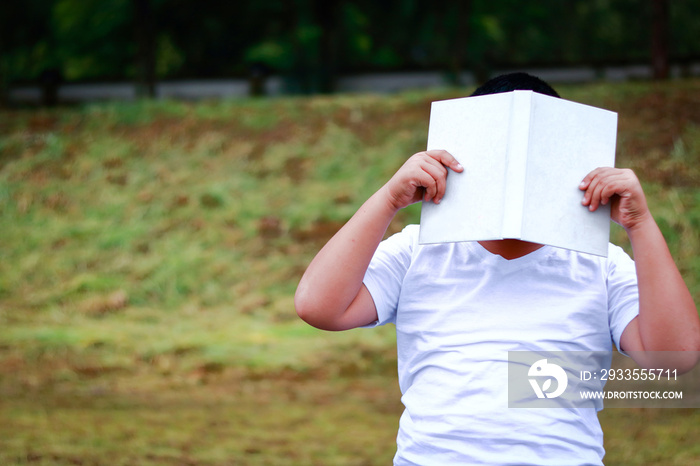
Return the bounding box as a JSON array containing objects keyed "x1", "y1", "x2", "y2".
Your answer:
[{"x1": 470, "y1": 72, "x2": 560, "y2": 98}]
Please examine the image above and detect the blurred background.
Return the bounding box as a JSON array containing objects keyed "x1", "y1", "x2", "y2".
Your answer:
[
  {"x1": 1, "y1": 1, "x2": 699, "y2": 465},
  {"x1": 3, "y1": 0, "x2": 700, "y2": 104}
]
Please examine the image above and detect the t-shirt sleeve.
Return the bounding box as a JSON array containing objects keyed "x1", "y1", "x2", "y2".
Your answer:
[
  {"x1": 606, "y1": 243, "x2": 640, "y2": 352},
  {"x1": 361, "y1": 225, "x2": 417, "y2": 327}
]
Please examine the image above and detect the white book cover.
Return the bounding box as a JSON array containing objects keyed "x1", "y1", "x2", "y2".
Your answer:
[{"x1": 419, "y1": 90, "x2": 618, "y2": 256}]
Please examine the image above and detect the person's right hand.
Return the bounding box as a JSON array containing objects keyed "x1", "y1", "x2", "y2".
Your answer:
[{"x1": 382, "y1": 150, "x2": 464, "y2": 212}]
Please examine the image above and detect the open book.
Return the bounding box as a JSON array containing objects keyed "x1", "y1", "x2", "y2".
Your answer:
[{"x1": 419, "y1": 90, "x2": 618, "y2": 256}]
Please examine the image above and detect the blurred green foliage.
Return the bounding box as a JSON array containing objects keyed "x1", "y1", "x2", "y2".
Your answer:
[{"x1": 3, "y1": 0, "x2": 700, "y2": 91}]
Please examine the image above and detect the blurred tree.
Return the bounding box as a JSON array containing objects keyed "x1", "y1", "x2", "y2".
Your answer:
[
  {"x1": 2, "y1": 0, "x2": 700, "y2": 99},
  {"x1": 133, "y1": 0, "x2": 157, "y2": 97},
  {"x1": 670, "y1": 0, "x2": 700, "y2": 76},
  {"x1": 651, "y1": 0, "x2": 669, "y2": 79},
  {"x1": 52, "y1": 0, "x2": 133, "y2": 80},
  {"x1": 0, "y1": 0, "x2": 54, "y2": 106},
  {"x1": 447, "y1": 0, "x2": 470, "y2": 86},
  {"x1": 38, "y1": 67, "x2": 63, "y2": 106},
  {"x1": 159, "y1": 1, "x2": 276, "y2": 78},
  {"x1": 313, "y1": 0, "x2": 340, "y2": 93}
]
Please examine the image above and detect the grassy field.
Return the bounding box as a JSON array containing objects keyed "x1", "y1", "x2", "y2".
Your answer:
[{"x1": 1, "y1": 79, "x2": 699, "y2": 465}]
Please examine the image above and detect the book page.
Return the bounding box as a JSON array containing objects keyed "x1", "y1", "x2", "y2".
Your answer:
[
  {"x1": 419, "y1": 93, "x2": 513, "y2": 244},
  {"x1": 519, "y1": 93, "x2": 617, "y2": 256}
]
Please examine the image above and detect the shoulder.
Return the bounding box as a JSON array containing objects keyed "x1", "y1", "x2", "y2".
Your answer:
[
  {"x1": 556, "y1": 243, "x2": 636, "y2": 284},
  {"x1": 552, "y1": 243, "x2": 633, "y2": 267},
  {"x1": 534, "y1": 244, "x2": 635, "y2": 285},
  {"x1": 399, "y1": 223, "x2": 420, "y2": 238},
  {"x1": 607, "y1": 243, "x2": 633, "y2": 261},
  {"x1": 381, "y1": 224, "x2": 420, "y2": 249},
  {"x1": 605, "y1": 243, "x2": 636, "y2": 274},
  {"x1": 404, "y1": 224, "x2": 422, "y2": 245}
]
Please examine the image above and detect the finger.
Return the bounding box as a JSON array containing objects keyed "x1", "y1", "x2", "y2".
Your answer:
[
  {"x1": 580, "y1": 166, "x2": 613, "y2": 191},
  {"x1": 426, "y1": 149, "x2": 464, "y2": 173},
  {"x1": 588, "y1": 175, "x2": 613, "y2": 211},
  {"x1": 599, "y1": 174, "x2": 629, "y2": 205},
  {"x1": 423, "y1": 154, "x2": 449, "y2": 177},
  {"x1": 412, "y1": 170, "x2": 438, "y2": 203},
  {"x1": 422, "y1": 175, "x2": 438, "y2": 203},
  {"x1": 582, "y1": 172, "x2": 603, "y2": 207},
  {"x1": 588, "y1": 172, "x2": 627, "y2": 211},
  {"x1": 422, "y1": 157, "x2": 449, "y2": 202},
  {"x1": 424, "y1": 165, "x2": 448, "y2": 203},
  {"x1": 582, "y1": 167, "x2": 619, "y2": 208}
]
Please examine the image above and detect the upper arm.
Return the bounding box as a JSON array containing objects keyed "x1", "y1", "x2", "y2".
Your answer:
[
  {"x1": 620, "y1": 316, "x2": 700, "y2": 372},
  {"x1": 299, "y1": 226, "x2": 414, "y2": 331},
  {"x1": 619, "y1": 316, "x2": 643, "y2": 354},
  {"x1": 606, "y1": 244, "x2": 641, "y2": 351},
  {"x1": 295, "y1": 282, "x2": 378, "y2": 332},
  {"x1": 328, "y1": 284, "x2": 379, "y2": 331}
]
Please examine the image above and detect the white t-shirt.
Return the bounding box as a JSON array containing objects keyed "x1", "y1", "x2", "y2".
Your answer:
[{"x1": 363, "y1": 225, "x2": 639, "y2": 465}]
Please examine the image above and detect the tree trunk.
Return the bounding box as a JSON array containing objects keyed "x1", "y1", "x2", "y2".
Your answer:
[
  {"x1": 0, "y1": 59, "x2": 7, "y2": 108},
  {"x1": 133, "y1": 0, "x2": 157, "y2": 98},
  {"x1": 448, "y1": 0, "x2": 471, "y2": 86},
  {"x1": 314, "y1": 0, "x2": 338, "y2": 93},
  {"x1": 651, "y1": 0, "x2": 670, "y2": 80}
]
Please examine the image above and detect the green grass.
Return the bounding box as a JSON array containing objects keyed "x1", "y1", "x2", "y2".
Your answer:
[{"x1": 1, "y1": 79, "x2": 700, "y2": 464}]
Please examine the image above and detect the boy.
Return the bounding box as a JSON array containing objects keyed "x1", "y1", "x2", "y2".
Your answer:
[{"x1": 294, "y1": 73, "x2": 700, "y2": 464}]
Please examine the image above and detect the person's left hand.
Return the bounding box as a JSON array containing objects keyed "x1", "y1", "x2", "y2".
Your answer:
[{"x1": 580, "y1": 167, "x2": 652, "y2": 231}]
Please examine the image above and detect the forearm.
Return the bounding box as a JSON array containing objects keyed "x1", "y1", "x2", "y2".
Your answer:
[
  {"x1": 627, "y1": 216, "x2": 700, "y2": 352},
  {"x1": 294, "y1": 186, "x2": 398, "y2": 328},
  {"x1": 295, "y1": 149, "x2": 462, "y2": 329}
]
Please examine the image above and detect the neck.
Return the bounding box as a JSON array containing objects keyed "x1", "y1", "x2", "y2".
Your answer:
[{"x1": 478, "y1": 239, "x2": 545, "y2": 260}]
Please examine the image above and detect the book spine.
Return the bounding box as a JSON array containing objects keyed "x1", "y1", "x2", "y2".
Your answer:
[{"x1": 501, "y1": 91, "x2": 532, "y2": 239}]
